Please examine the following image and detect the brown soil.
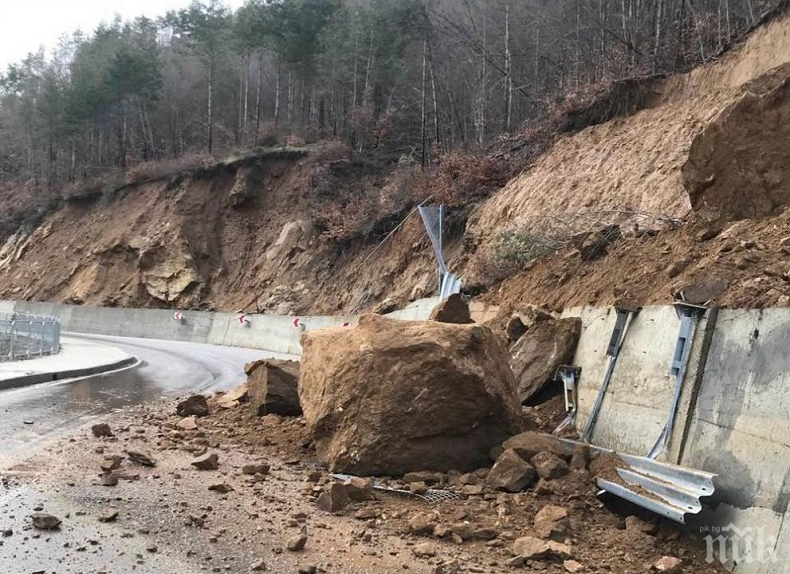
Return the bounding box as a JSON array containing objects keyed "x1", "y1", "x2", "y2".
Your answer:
[{"x1": 482, "y1": 211, "x2": 790, "y2": 310}]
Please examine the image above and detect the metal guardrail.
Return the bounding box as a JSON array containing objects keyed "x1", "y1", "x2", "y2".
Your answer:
[{"x1": 0, "y1": 313, "x2": 61, "y2": 362}]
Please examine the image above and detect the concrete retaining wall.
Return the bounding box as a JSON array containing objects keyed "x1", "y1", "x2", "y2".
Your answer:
[
  {"x1": 565, "y1": 305, "x2": 789, "y2": 574},
  {"x1": 2, "y1": 298, "x2": 440, "y2": 357}
]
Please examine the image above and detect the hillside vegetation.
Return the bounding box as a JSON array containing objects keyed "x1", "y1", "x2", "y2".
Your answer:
[{"x1": 2, "y1": 1, "x2": 790, "y2": 314}]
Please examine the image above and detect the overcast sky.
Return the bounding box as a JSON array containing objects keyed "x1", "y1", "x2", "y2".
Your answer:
[{"x1": 0, "y1": 0, "x2": 245, "y2": 70}]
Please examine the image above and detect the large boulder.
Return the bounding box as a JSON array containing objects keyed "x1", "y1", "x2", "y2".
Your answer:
[
  {"x1": 509, "y1": 317, "x2": 581, "y2": 403},
  {"x1": 245, "y1": 359, "x2": 301, "y2": 416},
  {"x1": 299, "y1": 314, "x2": 521, "y2": 475}
]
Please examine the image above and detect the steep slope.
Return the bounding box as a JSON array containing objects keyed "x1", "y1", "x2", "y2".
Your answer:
[
  {"x1": 4, "y1": 9, "x2": 790, "y2": 314},
  {"x1": 0, "y1": 149, "x2": 443, "y2": 314}
]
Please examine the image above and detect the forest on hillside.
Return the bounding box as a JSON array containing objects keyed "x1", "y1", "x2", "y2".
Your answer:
[{"x1": 0, "y1": 0, "x2": 782, "y2": 190}]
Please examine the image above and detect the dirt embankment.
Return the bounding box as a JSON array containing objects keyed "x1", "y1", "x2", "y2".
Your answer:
[
  {"x1": 0, "y1": 148, "x2": 444, "y2": 315},
  {"x1": 463, "y1": 7, "x2": 790, "y2": 310}
]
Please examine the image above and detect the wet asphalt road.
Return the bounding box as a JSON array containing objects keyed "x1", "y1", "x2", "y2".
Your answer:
[
  {"x1": 0, "y1": 334, "x2": 274, "y2": 466},
  {"x1": 0, "y1": 335, "x2": 281, "y2": 574}
]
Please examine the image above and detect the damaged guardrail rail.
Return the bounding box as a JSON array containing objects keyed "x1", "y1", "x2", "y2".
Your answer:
[
  {"x1": 560, "y1": 438, "x2": 717, "y2": 524},
  {"x1": 0, "y1": 312, "x2": 61, "y2": 362}
]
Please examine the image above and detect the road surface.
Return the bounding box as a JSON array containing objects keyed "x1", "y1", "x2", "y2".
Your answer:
[{"x1": 0, "y1": 334, "x2": 276, "y2": 466}]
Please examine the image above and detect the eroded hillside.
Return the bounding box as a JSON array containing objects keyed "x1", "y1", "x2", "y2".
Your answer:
[{"x1": 4, "y1": 8, "x2": 790, "y2": 313}]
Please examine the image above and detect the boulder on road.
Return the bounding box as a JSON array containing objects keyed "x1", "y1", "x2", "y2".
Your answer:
[
  {"x1": 176, "y1": 395, "x2": 210, "y2": 418},
  {"x1": 246, "y1": 359, "x2": 301, "y2": 416},
  {"x1": 299, "y1": 314, "x2": 521, "y2": 476},
  {"x1": 428, "y1": 294, "x2": 473, "y2": 324},
  {"x1": 509, "y1": 317, "x2": 581, "y2": 403}
]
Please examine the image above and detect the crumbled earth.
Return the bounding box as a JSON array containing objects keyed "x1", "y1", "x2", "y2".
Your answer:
[{"x1": 0, "y1": 395, "x2": 729, "y2": 574}]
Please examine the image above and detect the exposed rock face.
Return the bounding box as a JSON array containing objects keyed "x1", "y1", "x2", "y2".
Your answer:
[
  {"x1": 509, "y1": 317, "x2": 581, "y2": 403},
  {"x1": 246, "y1": 359, "x2": 302, "y2": 416},
  {"x1": 683, "y1": 68, "x2": 790, "y2": 220},
  {"x1": 299, "y1": 315, "x2": 521, "y2": 475},
  {"x1": 428, "y1": 294, "x2": 473, "y2": 324}
]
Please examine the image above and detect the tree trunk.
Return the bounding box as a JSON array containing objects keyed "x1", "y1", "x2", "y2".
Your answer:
[
  {"x1": 274, "y1": 57, "x2": 281, "y2": 128},
  {"x1": 421, "y1": 37, "x2": 428, "y2": 170},
  {"x1": 208, "y1": 58, "x2": 214, "y2": 154},
  {"x1": 654, "y1": 0, "x2": 663, "y2": 73},
  {"x1": 255, "y1": 51, "x2": 263, "y2": 133},
  {"x1": 504, "y1": 0, "x2": 513, "y2": 132}
]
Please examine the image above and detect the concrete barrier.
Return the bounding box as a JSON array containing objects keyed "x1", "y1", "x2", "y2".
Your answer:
[
  {"x1": 565, "y1": 305, "x2": 789, "y2": 574},
  {"x1": 2, "y1": 299, "x2": 438, "y2": 357}
]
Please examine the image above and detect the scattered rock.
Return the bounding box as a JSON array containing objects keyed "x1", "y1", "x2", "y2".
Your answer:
[
  {"x1": 487, "y1": 449, "x2": 537, "y2": 492},
  {"x1": 251, "y1": 559, "x2": 268, "y2": 571},
  {"x1": 428, "y1": 294, "x2": 473, "y2": 324},
  {"x1": 98, "y1": 508, "x2": 119, "y2": 523},
  {"x1": 286, "y1": 526, "x2": 308, "y2": 551},
  {"x1": 676, "y1": 276, "x2": 729, "y2": 305},
  {"x1": 503, "y1": 432, "x2": 575, "y2": 463},
  {"x1": 242, "y1": 463, "x2": 270, "y2": 476},
  {"x1": 432, "y1": 560, "x2": 461, "y2": 574},
  {"x1": 176, "y1": 395, "x2": 209, "y2": 417},
  {"x1": 564, "y1": 559, "x2": 584, "y2": 573},
  {"x1": 299, "y1": 314, "x2": 521, "y2": 475},
  {"x1": 509, "y1": 317, "x2": 581, "y2": 402},
  {"x1": 531, "y1": 451, "x2": 570, "y2": 480},
  {"x1": 208, "y1": 483, "x2": 234, "y2": 493},
  {"x1": 343, "y1": 477, "x2": 374, "y2": 501},
  {"x1": 176, "y1": 416, "x2": 198, "y2": 431},
  {"x1": 125, "y1": 450, "x2": 156, "y2": 467},
  {"x1": 246, "y1": 359, "x2": 302, "y2": 416},
  {"x1": 408, "y1": 512, "x2": 439, "y2": 536},
  {"x1": 512, "y1": 535, "x2": 571, "y2": 561},
  {"x1": 191, "y1": 453, "x2": 219, "y2": 470},
  {"x1": 316, "y1": 483, "x2": 350, "y2": 513},
  {"x1": 100, "y1": 474, "x2": 119, "y2": 487},
  {"x1": 100, "y1": 455, "x2": 124, "y2": 472},
  {"x1": 533, "y1": 504, "x2": 570, "y2": 540},
  {"x1": 30, "y1": 514, "x2": 61, "y2": 530},
  {"x1": 652, "y1": 556, "x2": 683, "y2": 573},
  {"x1": 412, "y1": 542, "x2": 437, "y2": 558},
  {"x1": 91, "y1": 423, "x2": 113, "y2": 438}
]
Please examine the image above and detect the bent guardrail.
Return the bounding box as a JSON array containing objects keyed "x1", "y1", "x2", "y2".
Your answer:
[{"x1": 0, "y1": 313, "x2": 61, "y2": 362}]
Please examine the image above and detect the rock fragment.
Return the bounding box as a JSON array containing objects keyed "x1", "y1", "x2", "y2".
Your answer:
[
  {"x1": 91, "y1": 423, "x2": 113, "y2": 438},
  {"x1": 30, "y1": 513, "x2": 61, "y2": 530},
  {"x1": 176, "y1": 395, "x2": 209, "y2": 417},
  {"x1": 191, "y1": 453, "x2": 219, "y2": 470},
  {"x1": 487, "y1": 449, "x2": 537, "y2": 492},
  {"x1": 287, "y1": 526, "x2": 308, "y2": 551},
  {"x1": 126, "y1": 450, "x2": 156, "y2": 467}
]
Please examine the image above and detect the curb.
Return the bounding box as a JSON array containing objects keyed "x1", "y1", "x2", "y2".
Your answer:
[{"x1": 0, "y1": 356, "x2": 139, "y2": 391}]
